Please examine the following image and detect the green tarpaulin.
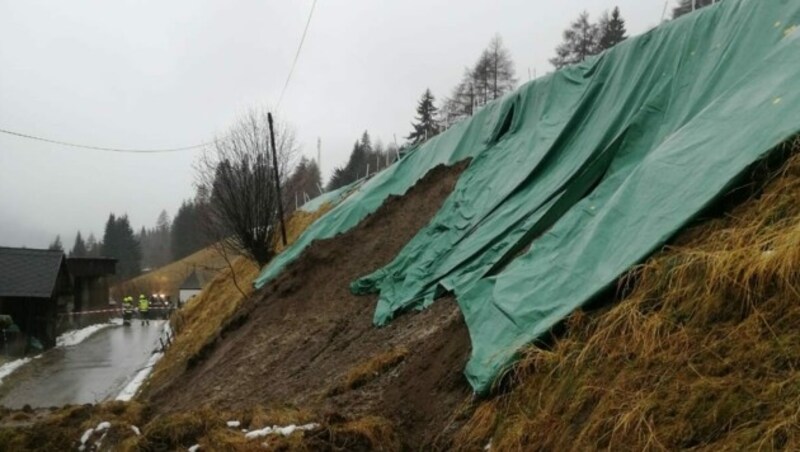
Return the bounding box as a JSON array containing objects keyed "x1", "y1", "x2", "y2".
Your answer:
[{"x1": 257, "y1": 0, "x2": 800, "y2": 393}]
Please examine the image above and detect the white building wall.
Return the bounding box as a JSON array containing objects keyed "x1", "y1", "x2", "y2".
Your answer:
[{"x1": 179, "y1": 289, "x2": 202, "y2": 304}]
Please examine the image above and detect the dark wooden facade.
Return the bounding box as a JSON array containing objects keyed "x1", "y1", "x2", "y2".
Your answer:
[{"x1": 0, "y1": 249, "x2": 116, "y2": 354}]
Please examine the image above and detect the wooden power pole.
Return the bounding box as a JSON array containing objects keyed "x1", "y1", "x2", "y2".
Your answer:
[{"x1": 268, "y1": 112, "x2": 288, "y2": 246}]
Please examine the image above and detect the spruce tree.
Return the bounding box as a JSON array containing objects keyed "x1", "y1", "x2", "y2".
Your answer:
[
  {"x1": 598, "y1": 7, "x2": 627, "y2": 51},
  {"x1": 70, "y1": 231, "x2": 87, "y2": 257},
  {"x1": 48, "y1": 235, "x2": 63, "y2": 252},
  {"x1": 286, "y1": 157, "x2": 323, "y2": 206},
  {"x1": 406, "y1": 89, "x2": 440, "y2": 146},
  {"x1": 327, "y1": 133, "x2": 373, "y2": 190},
  {"x1": 85, "y1": 233, "x2": 100, "y2": 257},
  {"x1": 102, "y1": 213, "x2": 141, "y2": 279}
]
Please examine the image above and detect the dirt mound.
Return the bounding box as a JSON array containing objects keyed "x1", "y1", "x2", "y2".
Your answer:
[{"x1": 149, "y1": 161, "x2": 473, "y2": 448}]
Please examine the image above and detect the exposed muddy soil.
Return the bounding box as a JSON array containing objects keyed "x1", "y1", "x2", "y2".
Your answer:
[{"x1": 148, "y1": 161, "x2": 474, "y2": 449}]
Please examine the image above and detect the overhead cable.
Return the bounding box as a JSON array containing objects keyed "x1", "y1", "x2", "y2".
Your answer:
[
  {"x1": 0, "y1": 127, "x2": 209, "y2": 153},
  {"x1": 276, "y1": 0, "x2": 318, "y2": 110}
]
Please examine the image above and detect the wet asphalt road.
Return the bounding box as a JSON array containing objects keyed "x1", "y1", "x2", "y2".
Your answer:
[{"x1": 0, "y1": 321, "x2": 164, "y2": 408}]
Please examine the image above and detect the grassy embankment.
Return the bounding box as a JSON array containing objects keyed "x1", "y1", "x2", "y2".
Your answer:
[{"x1": 454, "y1": 139, "x2": 800, "y2": 451}]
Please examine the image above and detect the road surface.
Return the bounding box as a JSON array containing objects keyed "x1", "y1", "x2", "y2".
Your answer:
[{"x1": 0, "y1": 321, "x2": 164, "y2": 408}]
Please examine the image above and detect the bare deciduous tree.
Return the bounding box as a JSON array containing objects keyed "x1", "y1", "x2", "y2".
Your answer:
[{"x1": 195, "y1": 108, "x2": 297, "y2": 268}]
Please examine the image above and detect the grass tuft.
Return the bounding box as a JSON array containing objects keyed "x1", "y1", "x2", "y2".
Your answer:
[{"x1": 454, "y1": 138, "x2": 800, "y2": 450}]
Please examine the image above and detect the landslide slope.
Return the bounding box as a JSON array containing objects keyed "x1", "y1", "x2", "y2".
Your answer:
[{"x1": 147, "y1": 162, "x2": 473, "y2": 449}]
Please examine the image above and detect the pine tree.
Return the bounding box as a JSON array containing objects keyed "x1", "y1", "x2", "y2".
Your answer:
[
  {"x1": 347, "y1": 135, "x2": 370, "y2": 179},
  {"x1": 550, "y1": 11, "x2": 602, "y2": 69},
  {"x1": 360, "y1": 130, "x2": 372, "y2": 155},
  {"x1": 102, "y1": 213, "x2": 141, "y2": 279},
  {"x1": 154, "y1": 210, "x2": 172, "y2": 266},
  {"x1": 48, "y1": 235, "x2": 63, "y2": 252},
  {"x1": 70, "y1": 231, "x2": 87, "y2": 257},
  {"x1": 673, "y1": 0, "x2": 716, "y2": 19},
  {"x1": 85, "y1": 233, "x2": 100, "y2": 257},
  {"x1": 406, "y1": 89, "x2": 440, "y2": 146},
  {"x1": 171, "y1": 201, "x2": 212, "y2": 261},
  {"x1": 285, "y1": 156, "x2": 323, "y2": 211},
  {"x1": 598, "y1": 7, "x2": 627, "y2": 51},
  {"x1": 327, "y1": 167, "x2": 348, "y2": 192},
  {"x1": 327, "y1": 134, "x2": 372, "y2": 190}
]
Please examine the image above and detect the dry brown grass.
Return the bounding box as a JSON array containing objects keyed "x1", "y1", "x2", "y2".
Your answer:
[
  {"x1": 327, "y1": 346, "x2": 409, "y2": 396},
  {"x1": 144, "y1": 205, "x2": 331, "y2": 397},
  {"x1": 0, "y1": 401, "x2": 145, "y2": 452},
  {"x1": 454, "y1": 138, "x2": 800, "y2": 450},
  {"x1": 113, "y1": 246, "x2": 225, "y2": 301}
]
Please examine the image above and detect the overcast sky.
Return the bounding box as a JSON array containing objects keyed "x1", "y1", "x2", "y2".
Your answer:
[{"x1": 0, "y1": 0, "x2": 673, "y2": 249}]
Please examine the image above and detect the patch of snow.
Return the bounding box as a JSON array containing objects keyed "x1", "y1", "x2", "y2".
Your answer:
[
  {"x1": 131, "y1": 425, "x2": 141, "y2": 436},
  {"x1": 56, "y1": 322, "x2": 114, "y2": 348},
  {"x1": 188, "y1": 445, "x2": 200, "y2": 452},
  {"x1": 484, "y1": 441, "x2": 492, "y2": 450},
  {"x1": 244, "y1": 423, "x2": 319, "y2": 439},
  {"x1": 0, "y1": 357, "x2": 32, "y2": 385},
  {"x1": 115, "y1": 320, "x2": 171, "y2": 401},
  {"x1": 115, "y1": 352, "x2": 163, "y2": 401},
  {"x1": 95, "y1": 421, "x2": 111, "y2": 432},
  {"x1": 79, "y1": 428, "x2": 94, "y2": 451},
  {"x1": 226, "y1": 420, "x2": 240, "y2": 428},
  {"x1": 94, "y1": 431, "x2": 107, "y2": 449}
]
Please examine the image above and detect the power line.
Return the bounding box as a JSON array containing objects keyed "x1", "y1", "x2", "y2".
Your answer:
[
  {"x1": 0, "y1": 127, "x2": 209, "y2": 153},
  {"x1": 276, "y1": 0, "x2": 318, "y2": 110},
  {"x1": 1, "y1": 0, "x2": 318, "y2": 153}
]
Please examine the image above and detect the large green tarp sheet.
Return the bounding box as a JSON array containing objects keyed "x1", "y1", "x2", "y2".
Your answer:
[
  {"x1": 253, "y1": 97, "x2": 512, "y2": 287},
  {"x1": 352, "y1": 0, "x2": 800, "y2": 392},
  {"x1": 256, "y1": 0, "x2": 800, "y2": 393}
]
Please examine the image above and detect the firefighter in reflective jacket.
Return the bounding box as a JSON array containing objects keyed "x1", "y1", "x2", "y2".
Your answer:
[
  {"x1": 138, "y1": 294, "x2": 150, "y2": 325},
  {"x1": 122, "y1": 296, "x2": 134, "y2": 325}
]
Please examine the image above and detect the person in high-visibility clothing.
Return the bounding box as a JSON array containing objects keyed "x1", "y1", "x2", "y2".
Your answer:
[
  {"x1": 122, "y1": 296, "x2": 134, "y2": 325},
  {"x1": 138, "y1": 294, "x2": 150, "y2": 325}
]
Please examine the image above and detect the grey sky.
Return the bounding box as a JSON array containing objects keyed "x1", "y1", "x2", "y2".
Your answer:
[{"x1": 0, "y1": 0, "x2": 671, "y2": 249}]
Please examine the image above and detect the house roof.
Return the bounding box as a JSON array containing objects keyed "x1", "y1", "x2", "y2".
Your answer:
[
  {"x1": 0, "y1": 247, "x2": 66, "y2": 299},
  {"x1": 180, "y1": 270, "x2": 202, "y2": 290}
]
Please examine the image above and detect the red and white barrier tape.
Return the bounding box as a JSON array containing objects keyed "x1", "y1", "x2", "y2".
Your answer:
[{"x1": 58, "y1": 307, "x2": 174, "y2": 316}]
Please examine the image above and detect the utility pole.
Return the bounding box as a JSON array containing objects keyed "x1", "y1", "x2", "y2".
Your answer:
[
  {"x1": 268, "y1": 112, "x2": 288, "y2": 246},
  {"x1": 317, "y1": 137, "x2": 321, "y2": 170}
]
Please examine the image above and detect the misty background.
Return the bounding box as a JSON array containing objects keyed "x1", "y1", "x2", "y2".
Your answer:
[{"x1": 0, "y1": 0, "x2": 669, "y2": 249}]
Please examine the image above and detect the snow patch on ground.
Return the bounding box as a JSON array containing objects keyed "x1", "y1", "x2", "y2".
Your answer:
[
  {"x1": 115, "y1": 320, "x2": 171, "y2": 401},
  {"x1": 188, "y1": 444, "x2": 200, "y2": 452},
  {"x1": 0, "y1": 357, "x2": 32, "y2": 385},
  {"x1": 227, "y1": 420, "x2": 240, "y2": 428},
  {"x1": 115, "y1": 351, "x2": 163, "y2": 401},
  {"x1": 78, "y1": 421, "x2": 112, "y2": 451},
  {"x1": 56, "y1": 322, "x2": 115, "y2": 348},
  {"x1": 78, "y1": 428, "x2": 94, "y2": 451},
  {"x1": 244, "y1": 423, "x2": 319, "y2": 439},
  {"x1": 131, "y1": 425, "x2": 141, "y2": 436}
]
